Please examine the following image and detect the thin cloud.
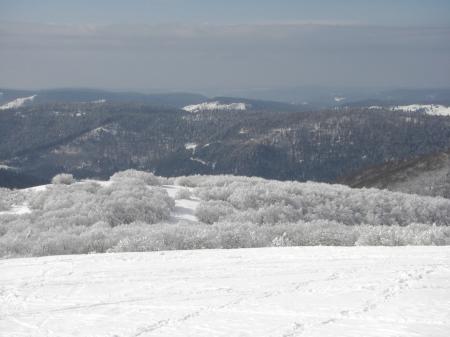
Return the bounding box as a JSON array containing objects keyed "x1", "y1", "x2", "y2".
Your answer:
[
  {"x1": 0, "y1": 22, "x2": 449, "y2": 90},
  {"x1": 1, "y1": 22, "x2": 449, "y2": 48}
]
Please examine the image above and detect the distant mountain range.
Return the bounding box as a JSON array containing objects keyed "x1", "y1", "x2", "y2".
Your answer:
[
  {"x1": 0, "y1": 88, "x2": 301, "y2": 112},
  {"x1": 1, "y1": 87, "x2": 450, "y2": 189},
  {"x1": 2, "y1": 87, "x2": 450, "y2": 110},
  {"x1": 208, "y1": 87, "x2": 450, "y2": 108},
  {"x1": 0, "y1": 88, "x2": 208, "y2": 109},
  {"x1": 0, "y1": 168, "x2": 46, "y2": 189}
]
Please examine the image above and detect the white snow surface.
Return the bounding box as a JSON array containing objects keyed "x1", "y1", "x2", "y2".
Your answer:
[
  {"x1": 334, "y1": 96, "x2": 346, "y2": 102},
  {"x1": 391, "y1": 104, "x2": 450, "y2": 116},
  {"x1": 0, "y1": 246, "x2": 449, "y2": 337},
  {"x1": 163, "y1": 184, "x2": 199, "y2": 223},
  {"x1": 183, "y1": 101, "x2": 248, "y2": 113},
  {"x1": 0, "y1": 95, "x2": 36, "y2": 110},
  {"x1": 184, "y1": 143, "x2": 198, "y2": 152},
  {"x1": 0, "y1": 204, "x2": 31, "y2": 216},
  {"x1": 24, "y1": 185, "x2": 48, "y2": 193},
  {"x1": 190, "y1": 157, "x2": 209, "y2": 166}
]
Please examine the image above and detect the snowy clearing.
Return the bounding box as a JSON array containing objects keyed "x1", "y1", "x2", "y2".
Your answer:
[
  {"x1": 0, "y1": 204, "x2": 31, "y2": 216},
  {"x1": 163, "y1": 184, "x2": 199, "y2": 223},
  {"x1": 0, "y1": 246, "x2": 449, "y2": 337},
  {"x1": 183, "y1": 101, "x2": 248, "y2": 113},
  {"x1": 184, "y1": 143, "x2": 198, "y2": 152},
  {"x1": 0, "y1": 95, "x2": 36, "y2": 110}
]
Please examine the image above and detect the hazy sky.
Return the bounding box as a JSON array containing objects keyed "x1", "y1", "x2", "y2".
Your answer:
[{"x1": 0, "y1": 0, "x2": 449, "y2": 92}]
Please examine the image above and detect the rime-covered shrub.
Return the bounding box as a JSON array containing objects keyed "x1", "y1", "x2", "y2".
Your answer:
[
  {"x1": 174, "y1": 174, "x2": 259, "y2": 188},
  {"x1": 110, "y1": 169, "x2": 161, "y2": 186},
  {"x1": 107, "y1": 222, "x2": 215, "y2": 252},
  {"x1": 0, "y1": 188, "x2": 26, "y2": 212},
  {"x1": 195, "y1": 186, "x2": 233, "y2": 202},
  {"x1": 192, "y1": 176, "x2": 450, "y2": 226},
  {"x1": 13, "y1": 174, "x2": 174, "y2": 231},
  {"x1": 195, "y1": 200, "x2": 235, "y2": 224},
  {"x1": 0, "y1": 189, "x2": 9, "y2": 212},
  {"x1": 175, "y1": 188, "x2": 192, "y2": 200},
  {"x1": 174, "y1": 175, "x2": 201, "y2": 187},
  {"x1": 51, "y1": 173, "x2": 75, "y2": 185},
  {"x1": 0, "y1": 188, "x2": 10, "y2": 202},
  {"x1": 355, "y1": 223, "x2": 450, "y2": 246},
  {"x1": 101, "y1": 182, "x2": 174, "y2": 226},
  {"x1": 1, "y1": 218, "x2": 450, "y2": 258},
  {"x1": 2, "y1": 171, "x2": 450, "y2": 258},
  {"x1": 226, "y1": 203, "x2": 301, "y2": 225}
]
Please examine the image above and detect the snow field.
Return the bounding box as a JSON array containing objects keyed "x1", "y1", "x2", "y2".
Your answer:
[{"x1": 0, "y1": 247, "x2": 449, "y2": 337}]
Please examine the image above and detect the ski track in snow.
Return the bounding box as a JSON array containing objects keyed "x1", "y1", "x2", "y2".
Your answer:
[{"x1": 0, "y1": 247, "x2": 449, "y2": 337}]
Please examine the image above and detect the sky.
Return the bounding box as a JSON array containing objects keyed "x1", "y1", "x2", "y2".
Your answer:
[{"x1": 0, "y1": 0, "x2": 449, "y2": 93}]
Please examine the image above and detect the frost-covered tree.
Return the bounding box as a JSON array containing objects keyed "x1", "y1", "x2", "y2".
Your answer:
[
  {"x1": 51, "y1": 173, "x2": 75, "y2": 185},
  {"x1": 110, "y1": 170, "x2": 161, "y2": 186},
  {"x1": 1, "y1": 171, "x2": 450, "y2": 259},
  {"x1": 175, "y1": 188, "x2": 192, "y2": 200}
]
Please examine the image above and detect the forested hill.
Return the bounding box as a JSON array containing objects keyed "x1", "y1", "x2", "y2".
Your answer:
[
  {"x1": 2, "y1": 101, "x2": 450, "y2": 188},
  {"x1": 340, "y1": 149, "x2": 450, "y2": 198}
]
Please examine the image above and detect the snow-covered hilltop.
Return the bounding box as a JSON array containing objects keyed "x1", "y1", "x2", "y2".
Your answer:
[
  {"x1": 183, "y1": 101, "x2": 248, "y2": 113},
  {"x1": 392, "y1": 104, "x2": 450, "y2": 116},
  {"x1": 334, "y1": 96, "x2": 346, "y2": 102},
  {"x1": 0, "y1": 95, "x2": 36, "y2": 110},
  {"x1": 366, "y1": 104, "x2": 450, "y2": 116}
]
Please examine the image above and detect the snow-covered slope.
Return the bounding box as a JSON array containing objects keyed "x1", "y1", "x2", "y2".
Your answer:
[
  {"x1": 391, "y1": 104, "x2": 450, "y2": 116},
  {"x1": 0, "y1": 247, "x2": 449, "y2": 337},
  {"x1": 183, "y1": 101, "x2": 248, "y2": 113},
  {"x1": 0, "y1": 95, "x2": 36, "y2": 110}
]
